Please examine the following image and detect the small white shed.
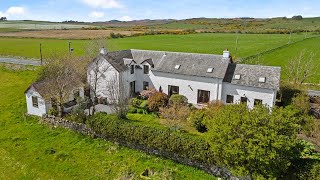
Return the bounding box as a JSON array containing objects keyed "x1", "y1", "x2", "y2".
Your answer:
[
  {"x1": 25, "y1": 83, "x2": 51, "y2": 117},
  {"x1": 25, "y1": 82, "x2": 85, "y2": 117}
]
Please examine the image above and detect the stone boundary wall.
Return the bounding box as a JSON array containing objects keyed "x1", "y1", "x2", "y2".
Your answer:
[{"x1": 41, "y1": 116, "x2": 241, "y2": 180}]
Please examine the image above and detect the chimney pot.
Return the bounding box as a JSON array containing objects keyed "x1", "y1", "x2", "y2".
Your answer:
[
  {"x1": 100, "y1": 47, "x2": 107, "y2": 55},
  {"x1": 223, "y1": 49, "x2": 230, "y2": 58}
]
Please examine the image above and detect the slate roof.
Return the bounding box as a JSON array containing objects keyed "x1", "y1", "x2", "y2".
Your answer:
[
  {"x1": 153, "y1": 52, "x2": 230, "y2": 79},
  {"x1": 223, "y1": 63, "x2": 281, "y2": 90},
  {"x1": 24, "y1": 81, "x2": 46, "y2": 96},
  {"x1": 96, "y1": 49, "x2": 280, "y2": 90}
]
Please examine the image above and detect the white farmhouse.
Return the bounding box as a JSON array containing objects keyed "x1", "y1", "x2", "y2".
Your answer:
[
  {"x1": 25, "y1": 82, "x2": 84, "y2": 116},
  {"x1": 88, "y1": 49, "x2": 281, "y2": 108}
]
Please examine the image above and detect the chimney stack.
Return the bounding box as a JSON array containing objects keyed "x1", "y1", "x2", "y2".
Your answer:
[
  {"x1": 223, "y1": 49, "x2": 230, "y2": 58},
  {"x1": 100, "y1": 47, "x2": 107, "y2": 55}
]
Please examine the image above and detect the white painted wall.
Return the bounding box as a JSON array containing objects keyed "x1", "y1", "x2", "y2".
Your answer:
[
  {"x1": 25, "y1": 87, "x2": 51, "y2": 116},
  {"x1": 87, "y1": 59, "x2": 120, "y2": 99},
  {"x1": 150, "y1": 71, "x2": 222, "y2": 104},
  {"x1": 221, "y1": 83, "x2": 277, "y2": 109}
]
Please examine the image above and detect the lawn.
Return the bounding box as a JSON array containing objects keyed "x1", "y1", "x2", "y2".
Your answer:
[
  {"x1": 0, "y1": 33, "x2": 306, "y2": 59},
  {"x1": 0, "y1": 65, "x2": 216, "y2": 179}
]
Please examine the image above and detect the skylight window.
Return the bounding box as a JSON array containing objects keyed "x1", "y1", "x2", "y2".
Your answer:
[
  {"x1": 234, "y1": 74, "x2": 241, "y2": 80},
  {"x1": 259, "y1": 77, "x2": 266, "y2": 83},
  {"x1": 207, "y1": 67, "x2": 214, "y2": 73},
  {"x1": 175, "y1": 65, "x2": 181, "y2": 69}
]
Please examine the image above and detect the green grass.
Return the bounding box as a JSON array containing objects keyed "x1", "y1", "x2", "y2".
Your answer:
[
  {"x1": 250, "y1": 37, "x2": 320, "y2": 83},
  {"x1": 0, "y1": 33, "x2": 306, "y2": 59},
  {"x1": 0, "y1": 66, "x2": 216, "y2": 179},
  {"x1": 0, "y1": 38, "x2": 88, "y2": 58},
  {"x1": 109, "y1": 33, "x2": 306, "y2": 58}
]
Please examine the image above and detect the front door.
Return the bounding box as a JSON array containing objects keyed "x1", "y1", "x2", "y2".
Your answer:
[{"x1": 130, "y1": 81, "x2": 136, "y2": 96}]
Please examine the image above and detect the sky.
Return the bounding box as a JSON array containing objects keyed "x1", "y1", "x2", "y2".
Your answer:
[{"x1": 0, "y1": 0, "x2": 319, "y2": 22}]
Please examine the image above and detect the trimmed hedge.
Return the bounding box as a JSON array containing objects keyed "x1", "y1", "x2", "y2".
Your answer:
[{"x1": 87, "y1": 113, "x2": 215, "y2": 165}]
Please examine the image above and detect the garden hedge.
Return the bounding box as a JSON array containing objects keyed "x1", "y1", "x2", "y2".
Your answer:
[{"x1": 87, "y1": 113, "x2": 215, "y2": 165}]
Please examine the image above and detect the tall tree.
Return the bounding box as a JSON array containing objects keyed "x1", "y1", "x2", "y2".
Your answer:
[{"x1": 38, "y1": 53, "x2": 84, "y2": 117}]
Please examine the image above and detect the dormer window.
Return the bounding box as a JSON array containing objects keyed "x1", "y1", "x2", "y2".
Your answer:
[
  {"x1": 207, "y1": 67, "x2": 214, "y2": 73},
  {"x1": 130, "y1": 65, "x2": 134, "y2": 74},
  {"x1": 175, "y1": 65, "x2": 181, "y2": 69},
  {"x1": 234, "y1": 74, "x2": 241, "y2": 80},
  {"x1": 144, "y1": 65, "x2": 149, "y2": 74},
  {"x1": 259, "y1": 77, "x2": 266, "y2": 83}
]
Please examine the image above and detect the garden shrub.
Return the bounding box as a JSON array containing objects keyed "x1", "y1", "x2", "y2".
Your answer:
[
  {"x1": 140, "y1": 88, "x2": 157, "y2": 100},
  {"x1": 128, "y1": 106, "x2": 137, "y2": 113},
  {"x1": 139, "y1": 100, "x2": 148, "y2": 110},
  {"x1": 147, "y1": 92, "x2": 169, "y2": 112},
  {"x1": 206, "y1": 104, "x2": 303, "y2": 178},
  {"x1": 188, "y1": 109, "x2": 208, "y2": 133},
  {"x1": 87, "y1": 113, "x2": 215, "y2": 165},
  {"x1": 48, "y1": 107, "x2": 59, "y2": 116},
  {"x1": 130, "y1": 98, "x2": 143, "y2": 108},
  {"x1": 169, "y1": 94, "x2": 188, "y2": 106},
  {"x1": 137, "y1": 108, "x2": 144, "y2": 114},
  {"x1": 292, "y1": 92, "x2": 311, "y2": 114},
  {"x1": 160, "y1": 105, "x2": 191, "y2": 122}
]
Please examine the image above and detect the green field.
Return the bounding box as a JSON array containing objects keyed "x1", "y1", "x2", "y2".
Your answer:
[
  {"x1": 0, "y1": 33, "x2": 306, "y2": 58},
  {"x1": 248, "y1": 37, "x2": 320, "y2": 82},
  {"x1": 0, "y1": 33, "x2": 319, "y2": 82},
  {"x1": 0, "y1": 65, "x2": 215, "y2": 179}
]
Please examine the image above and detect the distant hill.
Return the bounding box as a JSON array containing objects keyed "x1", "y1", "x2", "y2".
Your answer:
[{"x1": 1, "y1": 17, "x2": 319, "y2": 33}]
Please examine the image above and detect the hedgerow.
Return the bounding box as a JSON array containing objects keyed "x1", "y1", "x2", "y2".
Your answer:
[{"x1": 86, "y1": 113, "x2": 215, "y2": 165}]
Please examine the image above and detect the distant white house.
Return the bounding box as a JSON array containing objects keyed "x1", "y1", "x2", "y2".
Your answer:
[
  {"x1": 87, "y1": 49, "x2": 281, "y2": 109},
  {"x1": 25, "y1": 83, "x2": 84, "y2": 117}
]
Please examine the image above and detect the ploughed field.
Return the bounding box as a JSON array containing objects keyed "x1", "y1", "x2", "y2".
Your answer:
[{"x1": 0, "y1": 65, "x2": 216, "y2": 179}]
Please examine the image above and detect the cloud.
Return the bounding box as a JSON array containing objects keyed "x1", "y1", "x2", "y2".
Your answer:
[
  {"x1": 0, "y1": 6, "x2": 26, "y2": 18},
  {"x1": 81, "y1": 0, "x2": 123, "y2": 9},
  {"x1": 6, "y1": 7, "x2": 26, "y2": 16},
  {"x1": 89, "y1": 11, "x2": 105, "y2": 18},
  {"x1": 119, "y1": 15, "x2": 132, "y2": 21}
]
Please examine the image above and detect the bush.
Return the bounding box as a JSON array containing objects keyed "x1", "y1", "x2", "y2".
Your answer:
[
  {"x1": 128, "y1": 106, "x2": 137, "y2": 113},
  {"x1": 130, "y1": 98, "x2": 143, "y2": 108},
  {"x1": 206, "y1": 104, "x2": 303, "y2": 178},
  {"x1": 139, "y1": 100, "x2": 148, "y2": 110},
  {"x1": 292, "y1": 92, "x2": 310, "y2": 114},
  {"x1": 188, "y1": 109, "x2": 208, "y2": 133},
  {"x1": 160, "y1": 105, "x2": 191, "y2": 122},
  {"x1": 87, "y1": 113, "x2": 214, "y2": 165},
  {"x1": 48, "y1": 107, "x2": 59, "y2": 116},
  {"x1": 140, "y1": 88, "x2": 157, "y2": 100},
  {"x1": 147, "y1": 92, "x2": 169, "y2": 112},
  {"x1": 169, "y1": 94, "x2": 188, "y2": 106}
]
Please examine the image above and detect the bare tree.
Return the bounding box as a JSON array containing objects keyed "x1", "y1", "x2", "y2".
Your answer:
[
  {"x1": 285, "y1": 50, "x2": 317, "y2": 85},
  {"x1": 38, "y1": 53, "x2": 84, "y2": 117},
  {"x1": 106, "y1": 72, "x2": 129, "y2": 118}
]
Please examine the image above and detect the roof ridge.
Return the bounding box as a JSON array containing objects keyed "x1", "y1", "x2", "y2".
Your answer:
[{"x1": 130, "y1": 49, "x2": 223, "y2": 57}]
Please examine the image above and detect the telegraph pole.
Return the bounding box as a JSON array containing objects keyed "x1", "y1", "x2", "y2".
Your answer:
[{"x1": 40, "y1": 43, "x2": 43, "y2": 65}]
